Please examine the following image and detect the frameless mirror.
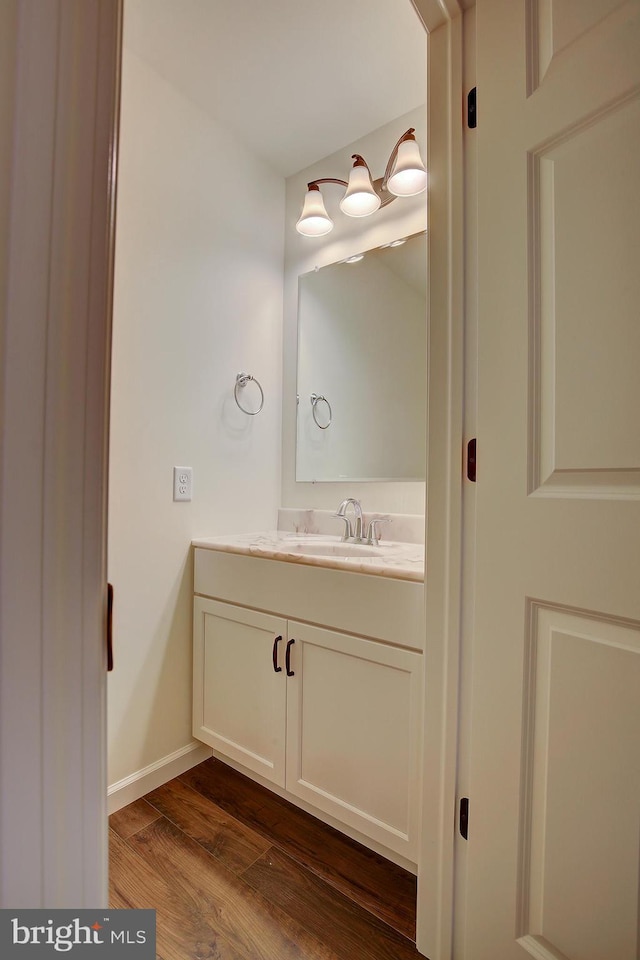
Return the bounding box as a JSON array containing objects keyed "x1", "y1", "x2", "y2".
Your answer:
[{"x1": 296, "y1": 231, "x2": 426, "y2": 482}]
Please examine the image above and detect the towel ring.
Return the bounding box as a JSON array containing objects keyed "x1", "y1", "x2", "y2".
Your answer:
[
  {"x1": 234, "y1": 373, "x2": 264, "y2": 415},
  {"x1": 310, "y1": 393, "x2": 332, "y2": 429}
]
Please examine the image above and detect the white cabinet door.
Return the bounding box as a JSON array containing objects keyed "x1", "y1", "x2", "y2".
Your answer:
[
  {"x1": 193, "y1": 598, "x2": 287, "y2": 787},
  {"x1": 285, "y1": 621, "x2": 423, "y2": 860},
  {"x1": 467, "y1": 2, "x2": 640, "y2": 958}
]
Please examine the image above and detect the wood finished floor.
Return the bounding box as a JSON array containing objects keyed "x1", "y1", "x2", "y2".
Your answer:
[{"x1": 109, "y1": 758, "x2": 425, "y2": 960}]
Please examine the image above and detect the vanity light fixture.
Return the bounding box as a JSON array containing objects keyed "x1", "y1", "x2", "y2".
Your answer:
[
  {"x1": 296, "y1": 128, "x2": 426, "y2": 238},
  {"x1": 344, "y1": 254, "x2": 364, "y2": 264}
]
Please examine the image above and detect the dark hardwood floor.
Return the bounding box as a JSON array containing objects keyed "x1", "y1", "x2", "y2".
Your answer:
[{"x1": 109, "y1": 758, "x2": 425, "y2": 960}]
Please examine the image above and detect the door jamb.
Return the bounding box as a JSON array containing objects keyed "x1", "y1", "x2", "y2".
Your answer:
[
  {"x1": 0, "y1": 0, "x2": 464, "y2": 926},
  {"x1": 411, "y1": 3, "x2": 465, "y2": 958}
]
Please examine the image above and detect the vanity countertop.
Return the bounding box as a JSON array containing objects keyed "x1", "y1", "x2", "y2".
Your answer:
[{"x1": 192, "y1": 531, "x2": 424, "y2": 582}]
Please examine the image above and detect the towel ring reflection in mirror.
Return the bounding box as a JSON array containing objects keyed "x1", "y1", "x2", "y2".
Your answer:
[
  {"x1": 234, "y1": 373, "x2": 264, "y2": 415},
  {"x1": 310, "y1": 393, "x2": 332, "y2": 429}
]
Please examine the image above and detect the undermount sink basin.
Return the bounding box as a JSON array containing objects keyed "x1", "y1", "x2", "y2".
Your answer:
[{"x1": 282, "y1": 537, "x2": 387, "y2": 558}]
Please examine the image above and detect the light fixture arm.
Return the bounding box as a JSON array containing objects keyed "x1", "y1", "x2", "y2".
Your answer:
[
  {"x1": 381, "y1": 128, "x2": 417, "y2": 190},
  {"x1": 307, "y1": 177, "x2": 349, "y2": 190},
  {"x1": 308, "y1": 154, "x2": 370, "y2": 191}
]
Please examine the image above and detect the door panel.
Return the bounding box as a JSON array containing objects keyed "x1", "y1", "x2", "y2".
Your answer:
[
  {"x1": 285, "y1": 621, "x2": 423, "y2": 860},
  {"x1": 530, "y1": 0, "x2": 629, "y2": 89},
  {"x1": 531, "y1": 94, "x2": 640, "y2": 495},
  {"x1": 519, "y1": 605, "x2": 640, "y2": 960},
  {"x1": 193, "y1": 598, "x2": 287, "y2": 787},
  {"x1": 467, "y1": 2, "x2": 640, "y2": 958}
]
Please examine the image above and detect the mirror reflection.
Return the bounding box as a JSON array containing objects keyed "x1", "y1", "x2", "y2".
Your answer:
[{"x1": 296, "y1": 231, "x2": 427, "y2": 482}]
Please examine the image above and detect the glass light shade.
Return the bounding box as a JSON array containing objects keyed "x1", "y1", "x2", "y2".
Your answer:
[
  {"x1": 387, "y1": 139, "x2": 427, "y2": 197},
  {"x1": 296, "y1": 188, "x2": 333, "y2": 236},
  {"x1": 339, "y1": 165, "x2": 381, "y2": 218}
]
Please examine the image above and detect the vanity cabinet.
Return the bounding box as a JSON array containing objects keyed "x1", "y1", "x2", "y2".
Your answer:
[{"x1": 193, "y1": 558, "x2": 424, "y2": 863}]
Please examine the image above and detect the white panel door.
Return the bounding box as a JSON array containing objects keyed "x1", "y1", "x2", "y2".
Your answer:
[
  {"x1": 466, "y1": 2, "x2": 640, "y2": 959},
  {"x1": 285, "y1": 621, "x2": 423, "y2": 860},
  {"x1": 193, "y1": 598, "x2": 287, "y2": 787}
]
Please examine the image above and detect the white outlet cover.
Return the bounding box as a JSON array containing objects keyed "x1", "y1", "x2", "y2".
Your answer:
[{"x1": 173, "y1": 466, "x2": 193, "y2": 502}]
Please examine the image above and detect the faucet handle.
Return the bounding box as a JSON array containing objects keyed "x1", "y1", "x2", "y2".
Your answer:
[
  {"x1": 332, "y1": 514, "x2": 353, "y2": 541},
  {"x1": 365, "y1": 517, "x2": 391, "y2": 545}
]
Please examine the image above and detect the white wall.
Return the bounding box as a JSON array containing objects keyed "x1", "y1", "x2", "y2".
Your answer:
[
  {"x1": 108, "y1": 45, "x2": 284, "y2": 788},
  {"x1": 282, "y1": 107, "x2": 428, "y2": 513}
]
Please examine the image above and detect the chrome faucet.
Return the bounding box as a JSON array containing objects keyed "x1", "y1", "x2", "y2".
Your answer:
[
  {"x1": 333, "y1": 498, "x2": 363, "y2": 542},
  {"x1": 333, "y1": 498, "x2": 392, "y2": 545}
]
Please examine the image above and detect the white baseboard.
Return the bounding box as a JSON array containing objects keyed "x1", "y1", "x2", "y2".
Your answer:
[{"x1": 108, "y1": 741, "x2": 213, "y2": 814}]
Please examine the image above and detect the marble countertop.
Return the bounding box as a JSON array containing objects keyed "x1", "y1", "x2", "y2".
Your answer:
[{"x1": 192, "y1": 531, "x2": 424, "y2": 582}]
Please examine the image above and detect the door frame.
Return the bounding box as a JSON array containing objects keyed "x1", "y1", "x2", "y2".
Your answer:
[
  {"x1": 411, "y1": 3, "x2": 466, "y2": 958},
  {"x1": 0, "y1": 0, "x2": 465, "y2": 941}
]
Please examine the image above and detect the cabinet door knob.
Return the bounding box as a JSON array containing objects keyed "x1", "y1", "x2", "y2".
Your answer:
[
  {"x1": 285, "y1": 638, "x2": 295, "y2": 677},
  {"x1": 272, "y1": 635, "x2": 283, "y2": 673}
]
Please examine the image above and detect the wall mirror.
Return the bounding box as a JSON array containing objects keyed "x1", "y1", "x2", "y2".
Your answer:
[{"x1": 296, "y1": 231, "x2": 426, "y2": 482}]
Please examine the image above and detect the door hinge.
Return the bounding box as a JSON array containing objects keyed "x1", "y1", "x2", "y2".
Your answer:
[
  {"x1": 467, "y1": 87, "x2": 477, "y2": 128},
  {"x1": 466, "y1": 438, "x2": 477, "y2": 482},
  {"x1": 459, "y1": 797, "x2": 469, "y2": 839}
]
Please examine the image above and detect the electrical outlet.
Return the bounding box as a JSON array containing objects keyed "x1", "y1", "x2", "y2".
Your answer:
[{"x1": 173, "y1": 466, "x2": 193, "y2": 502}]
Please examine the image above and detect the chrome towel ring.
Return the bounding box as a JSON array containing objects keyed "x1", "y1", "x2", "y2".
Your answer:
[
  {"x1": 234, "y1": 373, "x2": 264, "y2": 415},
  {"x1": 310, "y1": 393, "x2": 332, "y2": 429}
]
